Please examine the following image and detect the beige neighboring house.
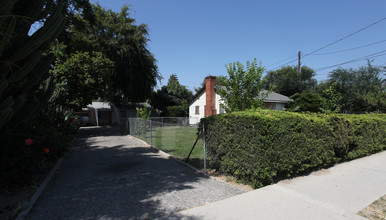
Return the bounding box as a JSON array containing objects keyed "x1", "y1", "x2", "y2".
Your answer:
[{"x1": 188, "y1": 76, "x2": 293, "y2": 124}]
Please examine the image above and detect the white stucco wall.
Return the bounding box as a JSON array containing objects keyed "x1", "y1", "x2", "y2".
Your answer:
[
  {"x1": 189, "y1": 90, "x2": 289, "y2": 124},
  {"x1": 189, "y1": 91, "x2": 206, "y2": 124},
  {"x1": 275, "y1": 103, "x2": 285, "y2": 110},
  {"x1": 263, "y1": 102, "x2": 286, "y2": 111},
  {"x1": 189, "y1": 91, "x2": 226, "y2": 124},
  {"x1": 215, "y1": 93, "x2": 226, "y2": 114}
]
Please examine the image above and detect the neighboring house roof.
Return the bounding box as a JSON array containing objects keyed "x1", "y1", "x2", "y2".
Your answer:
[
  {"x1": 87, "y1": 102, "x2": 111, "y2": 111},
  {"x1": 188, "y1": 87, "x2": 293, "y2": 106},
  {"x1": 260, "y1": 90, "x2": 293, "y2": 103}
]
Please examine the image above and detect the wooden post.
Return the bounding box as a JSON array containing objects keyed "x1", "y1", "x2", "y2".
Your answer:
[{"x1": 298, "y1": 51, "x2": 301, "y2": 72}]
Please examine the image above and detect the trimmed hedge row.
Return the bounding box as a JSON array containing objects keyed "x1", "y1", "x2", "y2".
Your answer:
[{"x1": 201, "y1": 110, "x2": 386, "y2": 188}]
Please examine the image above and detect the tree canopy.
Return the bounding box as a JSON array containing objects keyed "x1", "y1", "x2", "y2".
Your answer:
[
  {"x1": 52, "y1": 3, "x2": 159, "y2": 108},
  {"x1": 320, "y1": 62, "x2": 385, "y2": 113},
  {"x1": 288, "y1": 62, "x2": 385, "y2": 113},
  {"x1": 50, "y1": 47, "x2": 114, "y2": 111},
  {"x1": 151, "y1": 74, "x2": 193, "y2": 116},
  {"x1": 264, "y1": 65, "x2": 317, "y2": 97},
  {"x1": 217, "y1": 59, "x2": 268, "y2": 112}
]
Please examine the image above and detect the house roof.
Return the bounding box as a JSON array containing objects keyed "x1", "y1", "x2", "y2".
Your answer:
[
  {"x1": 188, "y1": 87, "x2": 293, "y2": 106},
  {"x1": 260, "y1": 90, "x2": 293, "y2": 103},
  {"x1": 87, "y1": 102, "x2": 111, "y2": 110},
  {"x1": 188, "y1": 87, "x2": 206, "y2": 105}
]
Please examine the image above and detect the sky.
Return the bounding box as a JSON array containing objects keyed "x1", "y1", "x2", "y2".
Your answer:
[{"x1": 93, "y1": 0, "x2": 386, "y2": 92}]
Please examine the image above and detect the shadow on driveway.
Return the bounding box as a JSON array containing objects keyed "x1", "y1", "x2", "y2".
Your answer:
[{"x1": 26, "y1": 126, "x2": 246, "y2": 220}]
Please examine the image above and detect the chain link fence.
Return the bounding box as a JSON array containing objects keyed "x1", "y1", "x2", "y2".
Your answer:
[{"x1": 126, "y1": 117, "x2": 206, "y2": 169}]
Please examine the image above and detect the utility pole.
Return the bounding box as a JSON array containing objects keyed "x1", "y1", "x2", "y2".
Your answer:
[{"x1": 298, "y1": 51, "x2": 301, "y2": 72}]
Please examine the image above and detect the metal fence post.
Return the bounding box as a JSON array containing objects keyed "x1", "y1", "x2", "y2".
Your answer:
[
  {"x1": 150, "y1": 119, "x2": 152, "y2": 146},
  {"x1": 126, "y1": 118, "x2": 129, "y2": 134},
  {"x1": 203, "y1": 123, "x2": 206, "y2": 173}
]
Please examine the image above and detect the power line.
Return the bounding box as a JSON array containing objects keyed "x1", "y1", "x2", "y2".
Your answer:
[
  {"x1": 266, "y1": 17, "x2": 386, "y2": 72},
  {"x1": 310, "y1": 39, "x2": 386, "y2": 55},
  {"x1": 266, "y1": 57, "x2": 298, "y2": 72},
  {"x1": 315, "y1": 49, "x2": 386, "y2": 72},
  {"x1": 266, "y1": 54, "x2": 298, "y2": 68},
  {"x1": 302, "y1": 17, "x2": 386, "y2": 58}
]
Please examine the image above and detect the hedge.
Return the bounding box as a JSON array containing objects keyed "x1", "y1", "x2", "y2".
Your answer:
[{"x1": 201, "y1": 110, "x2": 386, "y2": 188}]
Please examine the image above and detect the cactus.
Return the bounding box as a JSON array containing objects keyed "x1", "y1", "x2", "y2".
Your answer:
[
  {"x1": 0, "y1": 96, "x2": 14, "y2": 129},
  {"x1": 0, "y1": 0, "x2": 66, "y2": 133},
  {"x1": 0, "y1": 76, "x2": 8, "y2": 97},
  {"x1": 9, "y1": 50, "x2": 42, "y2": 83}
]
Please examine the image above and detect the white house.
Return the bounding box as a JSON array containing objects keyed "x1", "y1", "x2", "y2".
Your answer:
[{"x1": 188, "y1": 76, "x2": 293, "y2": 124}]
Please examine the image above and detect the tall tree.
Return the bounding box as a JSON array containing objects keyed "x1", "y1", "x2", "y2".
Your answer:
[
  {"x1": 323, "y1": 62, "x2": 385, "y2": 113},
  {"x1": 217, "y1": 59, "x2": 268, "y2": 112},
  {"x1": 50, "y1": 46, "x2": 114, "y2": 111},
  {"x1": 55, "y1": 4, "x2": 159, "y2": 106},
  {"x1": 264, "y1": 66, "x2": 317, "y2": 97},
  {"x1": 151, "y1": 74, "x2": 193, "y2": 116}
]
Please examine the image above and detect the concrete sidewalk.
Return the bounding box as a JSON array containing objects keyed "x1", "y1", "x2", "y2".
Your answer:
[{"x1": 164, "y1": 150, "x2": 386, "y2": 220}]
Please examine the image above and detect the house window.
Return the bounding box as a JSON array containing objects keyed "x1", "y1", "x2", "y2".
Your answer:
[{"x1": 195, "y1": 106, "x2": 200, "y2": 115}]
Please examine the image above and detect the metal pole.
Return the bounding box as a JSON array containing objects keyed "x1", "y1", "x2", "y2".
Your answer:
[
  {"x1": 95, "y1": 109, "x2": 99, "y2": 127},
  {"x1": 150, "y1": 120, "x2": 152, "y2": 146},
  {"x1": 203, "y1": 124, "x2": 206, "y2": 173},
  {"x1": 126, "y1": 118, "x2": 129, "y2": 134}
]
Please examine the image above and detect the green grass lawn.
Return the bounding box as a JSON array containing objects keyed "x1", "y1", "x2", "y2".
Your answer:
[
  {"x1": 154, "y1": 126, "x2": 204, "y2": 168},
  {"x1": 132, "y1": 125, "x2": 204, "y2": 168}
]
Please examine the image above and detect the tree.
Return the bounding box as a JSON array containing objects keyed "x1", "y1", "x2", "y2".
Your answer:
[
  {"x1": 217, "y1": 59, "x2": 268, "y2": 112},
  {"x1": 320, "y1": 82, "x2": 342, "y2": 113},
  {"x1": 50, "y1": 47, "x2": 114, "y2": 111},
  {"x1": 288, "y1": 92, "x2": 324, "y2": 113},
  {"x1": 323, "y1": 62, "x2": 385, "y2": 113},
  {"x1": 264, "y1": 65, "x2": 317, "y2": 97},
  {"x1": 54, "y1": 3, "x2": 160, "y2": 107},
  {"x1": 151, "y1": 74, "x2": 193, "y2": 116}
]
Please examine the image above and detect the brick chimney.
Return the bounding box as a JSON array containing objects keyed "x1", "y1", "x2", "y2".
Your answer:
[{"x1": 205, "y1": 76, "x2": 216, "y2": 117}]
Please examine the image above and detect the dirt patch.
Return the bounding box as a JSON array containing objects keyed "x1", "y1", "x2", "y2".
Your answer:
[
  {"x1": 206, "y1": 169, "x2": 254, "y2": 191},
  {"x1": 357, "y1": 194, "x2": 386, "y2": 220},
  {"x1": 311, "y1": 169, "x2": 331, "y2": 176},
  {"x1": 0, "y1": 161, "x2": 56, "y2": 220}
]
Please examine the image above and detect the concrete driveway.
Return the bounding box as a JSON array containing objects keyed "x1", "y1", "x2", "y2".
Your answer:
[{"x1": 26, "y1": 127, "x2": 247, "y2": 219}]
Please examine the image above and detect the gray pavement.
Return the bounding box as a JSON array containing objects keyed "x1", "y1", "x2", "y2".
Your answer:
[
  {"x1": 164, "y1": 150, "x2": 386, "y2": 220},
  {"x1": 26, "y1": 126, "x2": 248, "y2": 220}
]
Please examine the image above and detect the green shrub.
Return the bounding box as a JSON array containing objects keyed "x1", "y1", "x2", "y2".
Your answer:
[
  {"x1": 0, "y1": 113, "x2": 79, "y2": 190},
  {"x1": 201, "y1": 110, "x2": 386, "y2": 188}
]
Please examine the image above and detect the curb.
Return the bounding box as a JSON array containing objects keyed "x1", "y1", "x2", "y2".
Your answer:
[
  {"x1": 15, "y1": 157, "x2": 64, "y2": 220},
  {"x1": 126, "y1": 135, "x2": 211, "y2": 178},
  {"x1": 15, "y1": 137, "x2": 77, "y2": 220}
]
